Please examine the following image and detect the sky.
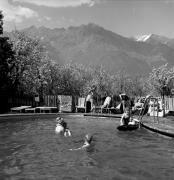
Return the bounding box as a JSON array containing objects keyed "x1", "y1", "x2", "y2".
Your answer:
[{"x1": 1, "y1": 0, "x2": 174, "y2": 38}]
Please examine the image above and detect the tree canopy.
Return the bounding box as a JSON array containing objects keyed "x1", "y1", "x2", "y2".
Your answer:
[
  {"x1": 0, "y1": 11, "x2": 3, "y2": 34},
  {"x1": 148, "y1": 64, "x2": 174, "y2": 96}
]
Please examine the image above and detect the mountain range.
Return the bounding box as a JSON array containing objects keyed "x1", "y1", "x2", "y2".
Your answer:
[{"x1": 6, "y1": 23, "x2": 174, "y2": 76}]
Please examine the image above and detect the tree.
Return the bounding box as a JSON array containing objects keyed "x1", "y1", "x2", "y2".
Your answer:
[
  {"x1": 0, "y1": 11, "x2": 3, "y2": 34},
  {"x1": 148, "y1": 64, "x2": 174, "y2": 96},
  {"x1": 131, "y1": 76, "x2": 147, "y2": 97},
  {"x1": 9, "y1": 31, "x2": 49, "y2": 97},
  {"x1": 148, "y1": 64, "x2": 174, "y2": 116},
  {"x1": 57, "y1": 63, "x2": 92, "y2": 96},
  {"x1": 81, "y1": 65, "x2": 114, "y2": 105},
  {"x1": 41, "y1": 61, "x2": 61, "y2": 95},
  {"x1": 0, "y1": 11, "x2": 16, "y2": 112}
]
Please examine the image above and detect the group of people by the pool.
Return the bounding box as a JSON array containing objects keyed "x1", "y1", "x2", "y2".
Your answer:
[
  {"x1": 55, "y1": 93, "x2": 151, "y2": 149},
  {"x1": 55, "y1": 116, "x2": 93, "y2": 150},
  {"x1": 55, "y1": 110, "x2": 137, "y2": 151}
]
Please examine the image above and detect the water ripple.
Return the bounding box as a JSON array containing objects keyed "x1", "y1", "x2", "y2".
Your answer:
[{"x1": 0, "y1": 116, "x2": 173, "y2": 180}]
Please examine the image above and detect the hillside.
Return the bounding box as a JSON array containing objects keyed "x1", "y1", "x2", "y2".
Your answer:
[{"x1": 6, "y1": 23, "x2": 174, "y2": 76}]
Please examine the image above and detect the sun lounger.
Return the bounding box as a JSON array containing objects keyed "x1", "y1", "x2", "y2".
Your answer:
[
  {"x1": 76, "y1": 97, "x2": 86, "y2": 113},
  {"x1": 35, "y1": 106, "x2": 58, "y2": 113},
  {"x1": 25, "y1": 108, "x2": 36, "y2": 113},
  {"x1": 93, "y1": 96, "x2": 112, "y2": 113},
  {"x1": 11, "y1": 106, "x2": 31, "y2": 113}
]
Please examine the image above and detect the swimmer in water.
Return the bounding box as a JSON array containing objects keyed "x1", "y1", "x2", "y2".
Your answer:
[
  {"x1": 69, "y1": 134, "x2": 93, "y2": 151},
  {"x1": 120, "y1": 107, "x2": 131, "y2": 126},
  {"x1": 55, "y1": 117, "x2": 72, "y2": 137}
]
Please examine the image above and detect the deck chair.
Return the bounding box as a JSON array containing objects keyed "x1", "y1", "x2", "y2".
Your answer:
[
  {"x1": 11, "y1": 106, "x2": 31, "y2": 113},
  {"x1": 94, "y1": 96, "x2": 112, "y2": 113},
  {"x1": 76, "y1": 97, "x2": 86, "y2": 113},
  {"x1": 101, "y1": 96, "x2": 112, "y2": 113}
]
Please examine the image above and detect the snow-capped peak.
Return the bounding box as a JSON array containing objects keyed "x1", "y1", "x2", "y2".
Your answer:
[{"x1": 135, "y1": 34, "x2": 152, "y2": 42}]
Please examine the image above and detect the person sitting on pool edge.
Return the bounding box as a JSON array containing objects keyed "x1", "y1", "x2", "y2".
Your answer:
[
  {"x1": 69, "y1": 134, "x2": 93, "y2": 151},
  {"x1": 120, "y1": 107, "x2": 131, "y2": 126},
  {"x1": 55, "y1": 117, "x2": 72, "y2": 137}
]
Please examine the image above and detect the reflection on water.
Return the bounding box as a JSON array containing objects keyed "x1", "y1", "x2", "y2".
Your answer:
[{"x1": 0, "y1": 116, "x2": 174, "y2": 180}]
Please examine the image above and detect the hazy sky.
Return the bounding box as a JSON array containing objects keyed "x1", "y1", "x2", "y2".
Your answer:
[{"x1": 1, "y1": 0, "x2": 174, "y2": 38}]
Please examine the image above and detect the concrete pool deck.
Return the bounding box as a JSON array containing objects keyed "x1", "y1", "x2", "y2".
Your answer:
[
  {"x1": 0, "y1": 112, "x2": 174, "y2": 138},
  {"x1": 140, "y1": 115, "x2": 174, "y2": 138}
]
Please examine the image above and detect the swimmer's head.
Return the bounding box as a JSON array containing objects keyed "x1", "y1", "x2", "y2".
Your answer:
[
  {"x1": 84, "y1": 134, "x2": 93, "y2": 143},
  {"x1": 56, "y1": 117, "x2": 63, "y2": 123}
]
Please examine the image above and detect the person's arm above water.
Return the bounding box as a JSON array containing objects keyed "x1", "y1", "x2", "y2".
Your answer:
[
  {"x1": 69, "y1": 134, "x2": 92, "y2": 151},
  {"x1": 120, "y1": 113, "x2": 125, "y2": 125},
  {"x1": 69, "y1": 142, "x2": 90, "y2": 151}
]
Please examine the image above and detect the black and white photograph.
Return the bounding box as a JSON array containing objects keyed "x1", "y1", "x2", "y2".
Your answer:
[{"x1": 0, "y1": 0, "x2": 174, "y2": 179}]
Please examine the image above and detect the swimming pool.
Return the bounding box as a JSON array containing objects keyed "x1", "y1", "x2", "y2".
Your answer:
[{"x1": 0, "y1": 115, "x2": 174, "y2": 180}]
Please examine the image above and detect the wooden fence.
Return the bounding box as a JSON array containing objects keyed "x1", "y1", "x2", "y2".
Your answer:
[
  {"x1": 0, "y1": 95, "x2": 37, "y2": 113},
  {"x1": 165, "y1": 97, "x2": 174, "y2": 111},
  {"x1": 43, "y1": 95, "x2": 77, "y2": 112},
  {"x1": 43, "y1": 95, "x2": 59, "y2": 107}
]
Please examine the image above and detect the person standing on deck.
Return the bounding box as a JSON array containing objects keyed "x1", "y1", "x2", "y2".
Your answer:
[
  {"x1": 119, "y1": 93, "x2": 131, "y2": 113},
  {"x1": 85, "y1": 90, "x2": 94, "y2": 113}
]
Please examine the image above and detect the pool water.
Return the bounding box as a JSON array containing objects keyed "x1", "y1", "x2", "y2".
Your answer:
[{"x1": 0, "y1": 115, "x2": 174, "y2": 180}]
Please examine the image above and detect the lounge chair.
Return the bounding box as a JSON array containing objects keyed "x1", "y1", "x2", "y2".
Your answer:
[
  {"x1": 76, "y1": 97, "x2": 86, "y2": 113},
  {"x1": 25, "y1": 107, "x2": 36, "y2": 113},
  {"x1": 11, "y1": 106, "x2": 31, "y2": 113},
  {"x1": 94, "y1": 96, "x2": 112, "y2": 113},
  {"x1": 109, "y1": 103, "x2": 123, "y2": 114},
  {"x1": 35, "y1": 106, "x2": 58, "y2": 113}
]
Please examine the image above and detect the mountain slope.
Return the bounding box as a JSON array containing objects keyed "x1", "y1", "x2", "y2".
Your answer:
[{"x1": 7, "y1": 23, "x2": 174, "y2": 76}]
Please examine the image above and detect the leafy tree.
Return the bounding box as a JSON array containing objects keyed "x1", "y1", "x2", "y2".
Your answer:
[
  {"x1": 131, "y1": 76, "x2": 147, "y2": 97},
  {"x1": 9, "y1": 31, "x2": 48, "y2": 97},
  {"x1": 110, "y1": 70, "x2": 134, "y2": 97},
  {"x1": 148, "y1": 64, "x2": 174, "y2": 96},
  {"x1": 81, "y1": 65, "x2": 114, "y2": 105},
  {"x1": 0, "y1": 11, "x2": 3, "y2": 34},
  {"x1": 0, "y1": 37, "x2": 14, "y2": 92},
  {"x1": 57, "y1": 63, "x2": 92, "y2": 96},
  {"x1": 41, "y1": 61, "x2": 61, "y2": 95},
  {"x1": 0, "y1": 11, "x2": 16, "y2": 112}
]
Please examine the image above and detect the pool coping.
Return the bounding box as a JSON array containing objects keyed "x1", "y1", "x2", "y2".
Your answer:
[
  {"x1": 0, "y1": 112, "x2": 78, "y2": 119},
  {"x1": 84, "y1": 113, "x2": 122, "y2": 118},
  {"x1": 141, "y1": 122, "x2": 174, "y2": 138},
  {"x1": 0, "y1": 112, "x2": 122, "y2": 119}
]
